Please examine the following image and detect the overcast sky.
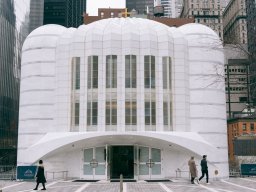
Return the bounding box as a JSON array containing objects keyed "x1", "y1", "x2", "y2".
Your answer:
[{"x1": 87, "y1": 0, "x2": 126, "y2": 16}]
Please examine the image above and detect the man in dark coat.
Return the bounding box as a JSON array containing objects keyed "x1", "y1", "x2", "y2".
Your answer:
[
  {"x1": 33, "y1": 160, "x2": 47, "y2": 190},
  {"x1": 199, "y1": 155, "x2": 209, "y2": 184}
]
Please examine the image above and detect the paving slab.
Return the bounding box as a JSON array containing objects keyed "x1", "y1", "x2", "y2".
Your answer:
[{"x1": 0, "y1": 177, "x2": 256, "y2": 192}]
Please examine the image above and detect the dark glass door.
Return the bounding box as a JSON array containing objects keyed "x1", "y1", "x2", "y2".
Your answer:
[{"x1": 111, "y1": 146, "x2": 134, "y2": 179}]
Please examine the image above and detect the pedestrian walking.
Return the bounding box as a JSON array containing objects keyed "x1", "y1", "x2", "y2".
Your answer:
[
  {"x1": 188, "y1": 156, "x2": 197, "y2": 184},
  {"x1": 199, "y1": 155, "x2": 209, "y2": 184},
  {"x1": 33, "y1": 160, "x2": 46, "y2": 190}
]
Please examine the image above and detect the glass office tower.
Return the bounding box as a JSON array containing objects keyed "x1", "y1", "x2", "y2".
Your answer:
[{"x1": 0, "y1": 0, "x2": 19, "y2": 166}]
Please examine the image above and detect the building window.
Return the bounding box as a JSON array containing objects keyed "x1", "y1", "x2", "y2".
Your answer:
[
  {"x1": 106, "y1": 101, "x2": 117, "y2": 125},
  {"x1": 87, "y1": 102, "x2": 98, "y2": 125},
  {"x1": 106, "y1": 55, "x2": 117, "y2": 88},
  {"x1": 250, "y1": 123, "x2": 254, "y2": 131},
  {"x1": 125, "y1": 101, "x2": 137, "y2": 125},
  {"x1": 125, "y1": 55, "x2": 136, "y2": 88},
  {"x1": 145, "y1": 102, "x2": 156, "y2": 125},
  {"x1": 242, "y1": 123, "x2": 246, "y2": 131},
  {"x1": 71, "y1": 102, "x2": 79, "y2": 130},
  {"x1": 75, "y1": 103, "x2": 79, "y2": 125},
  {"x1": 88, "y1": 56, "x2": 98, "y2": 89},
  {"x1": 71, "y1": 57, "x2": 80, "y2": 90},
  {"x1": 144, "y1": 55, "x2": 155, "y2": 89},
  {"x1": 163, "y1": 57, "x2": 171, "y2": 89},
  {"x1": 101, "y1": 12, "x2": 104, "y2": 18}
]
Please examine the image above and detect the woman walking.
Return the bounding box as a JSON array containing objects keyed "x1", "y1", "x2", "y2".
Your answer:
[{"x1": 34, "y1": 160, "x2": 46, "y2": 190}]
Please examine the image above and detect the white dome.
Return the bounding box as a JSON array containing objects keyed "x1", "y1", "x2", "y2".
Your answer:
[
  {"x1": 22, "y1": 24, "x2": 67, "y2": 51},
  {"x1": 179, "y1": 23, "x2": 218, "y2": 36}
]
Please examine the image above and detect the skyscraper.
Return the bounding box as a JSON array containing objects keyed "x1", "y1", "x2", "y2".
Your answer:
[
  {"x1": 29, "y1": 0, "x2": 44, "y2": 33},
  {"x1": 180, "y1": 0, "x2": 224, "y2": 40},
  {"x1": 43, "y1": 0, "x2": 86, "y2": 28},
  {"x1": 246, "y1": 0, "x2": 256, "y2": 105},
  {"x1": 223, "y1": 0, "x2": 247, "y2": 44},
  {"x1": 0, "y1": 0, "x2": 29, "y2": 166},
  {"x1": 126, "y1": 0, "x2": 154, "y2": 15}
]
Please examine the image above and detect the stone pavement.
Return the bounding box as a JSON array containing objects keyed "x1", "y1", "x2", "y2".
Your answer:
[{"x1": 0, "y1": 177, "x2": 256, "y2": 192}]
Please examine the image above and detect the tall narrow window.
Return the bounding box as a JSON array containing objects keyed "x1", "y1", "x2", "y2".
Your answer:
[
  {"x1": 125, "y1": 101, "x2": 137, "y2": 125},
  {"x1": 144, "y1": 56, "x2": 155, "y2": 89},
  {"x1": 106, "y1": 55, "x2": 117, "y2": 88},
  {"x1": 71, "y1": 102, "x2": 80, "y2": 129},
  {"x1": 75, "y1": 103, "x2": 79, "y2": 125},
  {"x1": 145, "y1": 102, "x2": 156, "y2": 125},
  {"x1": 125, "y1": 55, "x2": 136, "y2": 88},
  {"x1": 87, "y1": 102, "x2": 98, "y2": 125},
  {"x1": 106, "y1": 101, "x2": 117, "y2": 125},
  {"x1": 163, "y1": 57, "x2": 172, "y2": 89},
  {"x1": 88, "y1": 56, "x2": 98, "y2": 89},
  {"x1": 71, "y1": 57, "x2": 80, "y2": 90}
]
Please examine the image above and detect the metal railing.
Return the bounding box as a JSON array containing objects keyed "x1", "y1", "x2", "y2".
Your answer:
[
  {"x1": 0, "y1": 166, "x2": 16, "y2": 180},
  {"x1": 46, "y1": 171, "x2": 68, "y2": 180},
  {"x1": 175, "y1": 169, "x2": 190, "y2": 178}
]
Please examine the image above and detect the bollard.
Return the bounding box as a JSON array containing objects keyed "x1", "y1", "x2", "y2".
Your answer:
[{"x1": 120, "y1": 174, "x2": 123, "y2": 192}]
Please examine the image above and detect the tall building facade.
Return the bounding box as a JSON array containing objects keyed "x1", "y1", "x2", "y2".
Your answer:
[
  {"x1": 180, "y1": 0, "x2": 224, "y2": 40},
  {"x1": 0, "y1": 0, "x2": 30, "y2": 166},
  {"x1": 224, "y1": 44, "x2": 250, "y2": 119},
  {"x1": 126, "y1": 0, "x2": 154, "y2": 15},
  {"x1": 246, "y1": 0, "x2": 256, "y2": 105},
  {"x1": 0, "y1": 0, "x2": 18, "y2": 166},
  {"x1": 126, "y1": 0, "x2": 182, "y2": 18},
  {"x1": 160, "y1": 0, "x2": 174, "y2": 17},
  {"x1": 44, "y1": 0, "x2": 86, "y2": 28},
  {"x1": 29, "y1": 0, "x2": 44, "y2": 33},
  {"x1": 223, "y1": 0, "x2": 247, "y2": 44}
]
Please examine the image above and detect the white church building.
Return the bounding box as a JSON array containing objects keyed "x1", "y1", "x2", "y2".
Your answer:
[{"x1": 17, "y1": 18, "x2": 228, "y2": 180}]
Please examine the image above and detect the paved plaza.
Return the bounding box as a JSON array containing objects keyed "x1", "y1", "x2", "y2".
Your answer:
[{"x1": 1, "y1": 177, "x2": 256, "y2": 192}]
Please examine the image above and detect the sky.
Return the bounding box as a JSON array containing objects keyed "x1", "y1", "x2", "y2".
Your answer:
[{"x1": 87, "y1": 0, "x2": 126, "y2": 16}]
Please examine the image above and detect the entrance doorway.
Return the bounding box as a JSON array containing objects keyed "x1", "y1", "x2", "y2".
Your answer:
[{"x1": 110, "y1": 146, "x2": 134, "y2": 179}]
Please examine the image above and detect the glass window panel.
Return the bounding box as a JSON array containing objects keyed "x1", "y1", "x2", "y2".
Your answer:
[
  {"x1": 163, "y1": 102, "x2": 168, "y2": 125},
  {"x1": 139, "y1": 164, "x2": 149, "y2": 175},
  {"x1": 169, "y1": 57, "x2": 172, "y2": 89},
  {"x1": 87, "y1": 103, "x2": 91, "y2": 125},
  {"x1": 125, "y1": 55, "x2": 131, "y2": 88},
  {"x1": 151, "y1": 148, "x2": 161, "y2": 162},
  {"x1": 92, "y1": 117, "x2": 97, "y2": 125},
  {"x1": 170, "y1": 102, "x2": 172, "y2": 126},
  {"x1": 76, "y1": 59, "x2": 80, "y2": 90},
  {"x1": 84, "y1": 148, "x2": 93, "y2": 162},
  {"x1": 106, "y1": 56, "x2": 111, "y2": 88},
  {"x1": 151, "y1": 63, "x2": 155, "y2": 88},
  {"x1": 163, "y1": 62, "x2": 167, "y2": 89},
  {"x1": 96, "y1": 147, "x2": 105, "y2": 162},
  {"x1": 83, "y1": 164, "x2": 93, "y2": 175},
  {"x1": 152, "y1": 164, "x2": 161, "y2": 175},
  {"x1": 88, "y1": 58, "x2": 92, "y2": 89},
  {"x1": 132, "y1": 55, "x2": 136, "y2": 88},
  {"x1": 132, "y1": 115, "x2": 137, "y2": 125},
  {"x1": 139, "y1": 147, "x2": 149, "y2": 162},
  {"x1": 95, "y1": 165, "x2": 105, "y2": 175},
  {"x1": 75, "y1": 103, "x2": 79, "y2": 126}
]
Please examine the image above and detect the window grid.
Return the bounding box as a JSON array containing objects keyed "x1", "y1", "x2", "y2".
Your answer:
[
  {"x1": 125, "y1": 101, "x2": 137, "y2": 125},
  {"x1": 88, "y1": 56, "x2": 98, "y2": 89},
  {"x1": 71, "y1": 57, "x2": 80, "y2": 90},
  {"x1": 106, "y1": 101, "x2": 117, "y2": 125},
  {"x1": 144, "y1": 56, "x2": 155, "y2": 89},
  {"x1": 125, "y1": 55, "x2": 136, "y2": 88},
  {"x1": 87, "y1": 102, "x2": 98, "y2": 126},
  {"x1": 106, "y1": 55, "x2": 117, "y2": 88},
  {"x1": 145, "y1": 102, "x2": 156, "y2": 125}
]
